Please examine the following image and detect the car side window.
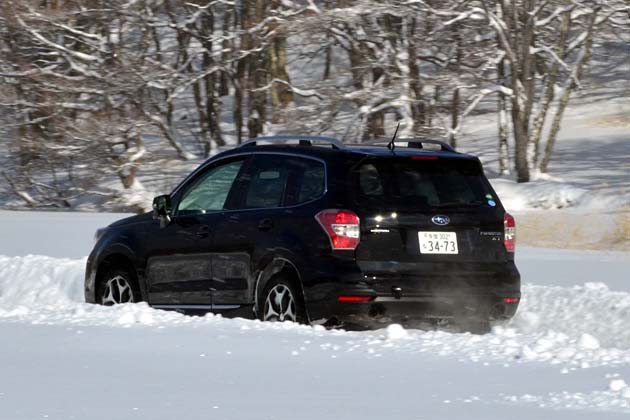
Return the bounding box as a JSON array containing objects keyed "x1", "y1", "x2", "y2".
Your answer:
[
  {"x1": 234, "y1": 155, "x2": 325, "y2": 209},
  {"x1": 177, "y1": 159, "x2": 245, "y2": 215},
  {"x1": 242, "y1": 156, "x2": 290, "y2": 209},
  {"x1": 293, "y1": 158, "x2": 325, "y2": 204}
]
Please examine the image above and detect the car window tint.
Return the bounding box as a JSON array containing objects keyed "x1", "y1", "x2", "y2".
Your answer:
[
  {"x1": 237, "y1": 155, "x2": 326, "y2": 209},
  {"x1": 358, "y1": 163, "x2": 384, "y2": 197},
  {"x1": 352, "y1": 158, "x2": 491, "y2": 211},
  {"x1": 177, "y1": 160, "x2": 244, "y2": 214},
  {"x1": 296, "y1": 160, "x2": 325, "y2": 203},
  {"x1": 244, "y1": 160, "x2": 289, "y2": 209}
]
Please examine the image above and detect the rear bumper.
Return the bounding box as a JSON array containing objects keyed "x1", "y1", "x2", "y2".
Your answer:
[
  {"x1": 307, "y1": 292, "x2": 520, "y2": 327},
  {"x1": 304, "y1": 260, "x2": 521, "y2": 326}
]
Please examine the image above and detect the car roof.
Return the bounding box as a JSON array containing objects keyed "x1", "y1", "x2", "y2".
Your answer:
[
  {"x1": 344, "y1": 145, "x2": 476, "y2": 160},
  {"x1": 216, "y1": 143, "x2": 478, "y2": 162}
]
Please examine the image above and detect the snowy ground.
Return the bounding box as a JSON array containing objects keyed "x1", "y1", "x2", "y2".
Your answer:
[{"x1": 0, "y1": 211, "x2": 629, "y2": 419}]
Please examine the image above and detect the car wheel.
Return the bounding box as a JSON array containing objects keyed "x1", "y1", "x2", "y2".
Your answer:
[
  {"x1": 97, "y1": 268, "x2": 137, "y2": 306},
  {"x1": 261, "y1": 276, "x2": 306, "y2": 324}
]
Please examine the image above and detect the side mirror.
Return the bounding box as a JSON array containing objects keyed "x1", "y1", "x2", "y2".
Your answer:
[{"x1": 152, "y1": 195, "x2": 172, "y2": 228}]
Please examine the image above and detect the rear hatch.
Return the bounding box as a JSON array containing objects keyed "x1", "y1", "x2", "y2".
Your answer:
[{"x1": 350, "y1": 155, "x2": 509, "y2": 295}]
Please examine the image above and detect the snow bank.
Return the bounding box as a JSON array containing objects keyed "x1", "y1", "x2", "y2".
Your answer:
[
  {"x1": 489, "y1": 177, "x2": 629, "y2": 212},
  {"x1": 514, "y1": 282, "x2": 630, "y2": 350},
  {"x1": 490, "y1": 178, "x2": 587, "y2": 211},
  {"x1": 2, "y1": 254, "x2": 630, "y2": 371},
  {"x1": 0, "y1": 255, "x2": 86, "y2": 307}
]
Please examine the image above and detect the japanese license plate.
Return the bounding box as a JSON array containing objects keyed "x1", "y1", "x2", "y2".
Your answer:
[{"x1": 418, "y1": 231, "x2": 458, "y2": 254}]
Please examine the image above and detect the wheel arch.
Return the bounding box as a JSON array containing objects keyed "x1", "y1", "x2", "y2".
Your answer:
[
  {"x1": 254, "y1": 257, "x2": 309, "y2": 322},
  {"x1": 95, "y1": 247, "x2": 143, "y2": 300}
]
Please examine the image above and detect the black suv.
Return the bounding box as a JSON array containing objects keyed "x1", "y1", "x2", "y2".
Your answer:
[{"x1": 85, "y1": 136, "x2": 520, "y2": 329}]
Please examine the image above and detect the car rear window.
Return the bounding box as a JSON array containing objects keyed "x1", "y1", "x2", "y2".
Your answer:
[{"x1": 351, "y1": 157, "x2": 493, "y2": 211}]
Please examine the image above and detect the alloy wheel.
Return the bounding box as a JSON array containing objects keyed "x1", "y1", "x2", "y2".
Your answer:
[
  {"x1": 101, "y1": 275, "x2": 135, "y2": 305},
  {"x1": 263, "y1": 284, "x2": 297, "y2": 322}
]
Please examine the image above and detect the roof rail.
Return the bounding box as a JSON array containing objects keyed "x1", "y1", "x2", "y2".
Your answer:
[
  {"x1": 239, "y1": 135, "x2": 345, "y2": 150},
  {"x1": 365, "y1": 138, "x2": 456, "y2": 153}
]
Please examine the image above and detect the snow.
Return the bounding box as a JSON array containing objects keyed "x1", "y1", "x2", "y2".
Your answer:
[
  {"x1": 517, "y1": 247, "x2": 630, "y2": 290},
  {"x1": 609, "y1": 379, "x2": 628, "y2": 392},
  {"x1": 490, "y1": 175, "x2": 629, "y2": 212},
  {"x1": 3, "y1": 253, "x2": 629, "y2": 369},
  {"x1": 0, "y1": 211, "x2": 629, "y2": 418},
  {"x1": 579, "y1": 333, "x2": 601, "y2": 350},
  {"x1": 0, "y1": 210, "x2": 128, "y2": 258},
  {"x1": 490, "y1": 177, "x2": 588, "y2": 211}
]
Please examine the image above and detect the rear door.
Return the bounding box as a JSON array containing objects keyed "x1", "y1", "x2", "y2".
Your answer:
[
  {"x1": 210, "y1": 153, "x2": 326, "y2": 307},
  {"x1": 350, "y1": 156, "x2": 507, "y2": 294}
]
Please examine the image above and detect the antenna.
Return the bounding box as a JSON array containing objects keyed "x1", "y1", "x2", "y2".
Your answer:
[{"x1": 387, "y1": 122, "x2": 401, "y2": 151}]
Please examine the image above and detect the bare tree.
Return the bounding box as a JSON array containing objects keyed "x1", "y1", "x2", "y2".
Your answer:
[{"x1": 1, "y1": 0, "x2": 627, "y2": 210}]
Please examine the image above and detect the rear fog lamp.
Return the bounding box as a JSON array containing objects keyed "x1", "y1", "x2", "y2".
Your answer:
[{"x1": 337, "y1": 296, "x2": 374, "y2": 303}]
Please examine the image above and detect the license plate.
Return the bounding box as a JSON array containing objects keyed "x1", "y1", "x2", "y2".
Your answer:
[{"x1": 418, "y1": 231, "x2": 458, "y2": 254}]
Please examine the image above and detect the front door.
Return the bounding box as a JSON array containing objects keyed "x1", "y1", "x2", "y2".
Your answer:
[{"x1": 145, "y1": 156, "x2": 250, "y2": 308}]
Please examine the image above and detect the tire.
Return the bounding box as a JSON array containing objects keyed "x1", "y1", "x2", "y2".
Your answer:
[
  {"x1": 96, "y1": 267, "x2": 138, "y2": 306},
  {"x1": 259, "y1": 275, "x2": 307, "y2": 324}
]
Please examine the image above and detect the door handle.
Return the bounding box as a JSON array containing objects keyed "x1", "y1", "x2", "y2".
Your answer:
[
  {"x1": 257, "y1": 218, "x2": 273, "y2": 231},
  {"x1": 196, "y1": 225, "x2": 210, "y2": 238}
]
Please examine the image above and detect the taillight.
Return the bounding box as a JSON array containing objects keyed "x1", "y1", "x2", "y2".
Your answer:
[
  {"x1": 504, "y1": 212, "x2": 516, "y2": 252},
  {"x1": 315, "y1": 209, "x2": 360, "y2": 250}
]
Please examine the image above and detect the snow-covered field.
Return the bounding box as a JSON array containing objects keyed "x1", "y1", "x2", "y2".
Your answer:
[{"x1": 0, "y1": 211, "x2": 629, "y2": 419}]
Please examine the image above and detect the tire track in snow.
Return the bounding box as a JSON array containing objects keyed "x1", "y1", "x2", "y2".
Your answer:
[{"x1": 1, "y1": 254, "x2": 630, "y2": 369}]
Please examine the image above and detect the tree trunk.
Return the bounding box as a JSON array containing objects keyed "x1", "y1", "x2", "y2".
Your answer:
[
  {"x1": 511, "y1": 100, "x2": 530, "y2": 182},
  {"x1": 449, "y1": 21, "x2": 463, "y2": 147},
  {"x1": 365, "y1": 110, "x2": 385, "y2": 140},
  {"x1": 497, "y1": 58, "x2": 510, "y2": 175},
  {"x1": 235, "y1": 0, "x2": 253, "y2": 143},
  {"x1": 219, "y1": 2, "x2": 232, "y2": 97},
  {"x1": 268, "y1": 36, "x2": 293, "y2": 122},
  {"x1": 407, "y1": 17, "x2": 426, "y2": 136},
  {"x1": 449, "y1": 88, "x2": 459, "y2": 148},
  {"x1": 540, "y1": 12, "x2": 597, "y2": 173},
  {"x1": 530, "y1": 14, "x2": 570, "y2": 168},
  {"x1": 200, "y1": 11, "x2": 224, "y2": 150},
  {"x1": 323, "y1": 38, "x2": 332, "y2": 80},
  {"x1": 364, "y1": 67, "x2": 386, "y2": 139},
  {"x1": 190, "y1": 71, "x2": 210, "y2": 156},
  {"x1": 234, "y1": 79, "x2": 244, "y2": 144},
  {"x1": 247, "y1": 0, "x2": 268, "y2": 138},
  {"x1": 346, "y1": 23, "x2": 364, "y2": 91}
]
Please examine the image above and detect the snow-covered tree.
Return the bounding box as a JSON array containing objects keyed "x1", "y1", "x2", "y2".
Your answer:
[{"x1": 0, "y1": 0, "x2": 627, "y2": 210}]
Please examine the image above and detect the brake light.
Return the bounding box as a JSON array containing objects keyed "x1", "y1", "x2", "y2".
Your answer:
[
  {"x1": 503, "y1": 297, "x2": 519, "y2": 304},
  {"x1": 504, "y1": 212, "x2": 516, "y2": 252},
  {"x1": 315, "y1": 209, "x2": 360, "y2": 250}
]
